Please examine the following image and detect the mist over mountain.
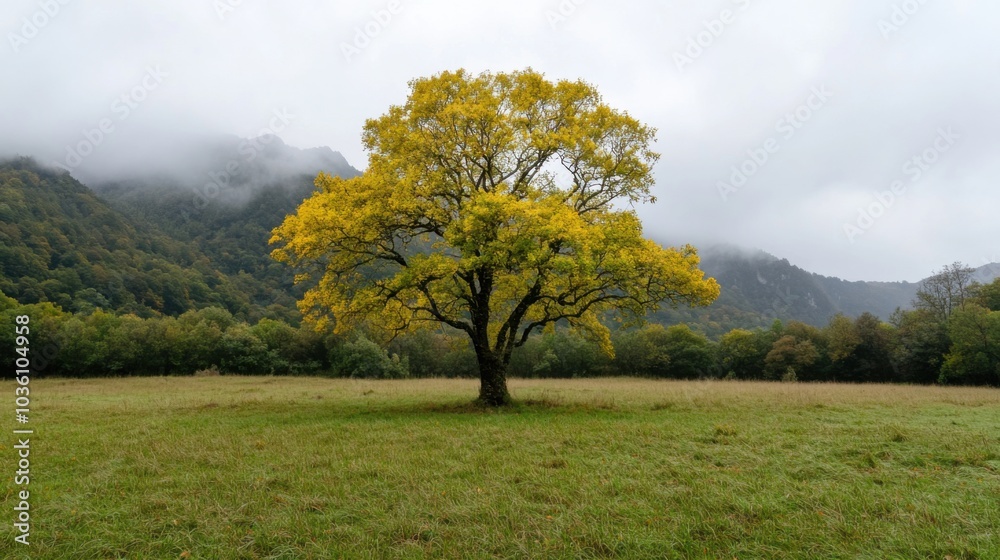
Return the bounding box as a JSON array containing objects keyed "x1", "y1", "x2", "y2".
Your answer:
[
  {"x1": 651, "y1": 242, "x2": 1000, "y2": 335},
  {"x1": 89, "y1": 135, "x2": 361, "y2": 319},
  {"x1": 91, "y1": 134, "x2": 357, "y2": 247},
  {"x1": 698, "y1": 245, "x2": 917, "y2": 323},
  {"x1": 3, "y1": 134, "x2": 997, "y2": 335},
  {"x1": 79, "y1": 132, "x2": 358, "y2": 202}
]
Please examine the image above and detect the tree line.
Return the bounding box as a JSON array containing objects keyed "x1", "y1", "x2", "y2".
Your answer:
[{"x1": 3, "y1": 264, "x2": 997, "y2": 385}]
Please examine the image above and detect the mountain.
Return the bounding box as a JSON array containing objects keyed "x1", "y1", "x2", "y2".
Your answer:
[
  {"x1": 654, "y1": 244, "x2": 1000, "y2": 336},
  {"x1": 699, "y1": 245, "x2": 918, "y2": 322},
  {"x1": 0, "y1": 134, "x2": 360, "y2": 321},
  {"x1": 650, "y1": 246, "x2": 840, "y2": 336},
  {"x1": 972, "y1": 262, "x2": 1000, "y2": 284},
  {"x1": 90, "y1": 135, "x2": 361, "y2": 321},
  {"x1": 3, "y1": 139, "x2": 996, "y2": 336},
  {"x1": 0, "y1": 157, "x2": 250, "y2": 316},
  {"x1": 91, "y1": 134, "x2": 359, "y2": 266}
]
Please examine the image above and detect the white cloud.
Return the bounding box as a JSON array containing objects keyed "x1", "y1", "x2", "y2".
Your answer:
[{"x1": 2, "y1": 0, "x2": 997, "y2": 281}]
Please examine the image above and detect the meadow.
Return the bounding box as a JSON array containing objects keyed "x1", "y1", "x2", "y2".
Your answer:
[{"x1": 1, "y1": 376, "x2": 998, "y2": 559}]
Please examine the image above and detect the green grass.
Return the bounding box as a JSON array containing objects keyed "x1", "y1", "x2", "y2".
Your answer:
[{"x1": 2, "y1": 377, "x2": 999, "y2": 559}]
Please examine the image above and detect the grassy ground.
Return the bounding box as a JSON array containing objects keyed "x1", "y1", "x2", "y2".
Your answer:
[{"x1": 1, "y1": 376, "x2": 998, "y2": 559}]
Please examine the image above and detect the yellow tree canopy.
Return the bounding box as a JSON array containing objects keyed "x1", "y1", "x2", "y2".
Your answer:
[{"x1": 271, "y1": 69, "x2": 719, "y2": 403}]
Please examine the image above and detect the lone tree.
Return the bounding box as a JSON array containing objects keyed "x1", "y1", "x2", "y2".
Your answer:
[
  {"x1": 271, "y1": 69, "x2": 719, "y2": 406},
  {"x1": 914, "y1": 262, "x2": 976, "y2": 322}
]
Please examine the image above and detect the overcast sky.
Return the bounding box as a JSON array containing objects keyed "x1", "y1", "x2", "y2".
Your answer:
[{"x1": 2, "y1": 0, "x2": 997, "y2": 282}]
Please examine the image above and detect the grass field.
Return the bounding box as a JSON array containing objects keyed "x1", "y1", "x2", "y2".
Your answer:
[{"x1": 2, "y1": 377, "x2": 998, "y2": 559}]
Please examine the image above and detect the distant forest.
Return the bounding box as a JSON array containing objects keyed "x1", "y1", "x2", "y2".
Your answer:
[{"x1": 2, "y1": 158, "x2": 999, "y2": 386}]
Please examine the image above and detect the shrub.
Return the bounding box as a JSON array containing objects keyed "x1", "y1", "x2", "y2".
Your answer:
[{"x1": 333, "y1": 335, "x2": 409, "y2": 379}]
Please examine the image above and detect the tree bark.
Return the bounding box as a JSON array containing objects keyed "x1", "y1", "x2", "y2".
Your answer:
[{"x1": 476, "y1": 351, "x2": 511, "y2": 407}]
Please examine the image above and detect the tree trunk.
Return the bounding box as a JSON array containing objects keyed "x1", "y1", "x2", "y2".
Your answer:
[{"x1": 477, "y1": 352, "x2": 511, "y2": 407}]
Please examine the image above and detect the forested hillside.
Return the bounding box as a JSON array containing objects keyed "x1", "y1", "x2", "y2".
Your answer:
[
  {"x1": 92, "y1": 135, "x2": 361, "y2": 323},
  {"x1": 0, "y1": 135, "x2": 362, "y2": 321},
  {"x1": 0, "y1": 158, "x2": 251, "y2": 317},
  {"x1": 649, "y1": 245, "x2": 989, "y2": 336},
  {"x1": 3, "y1": 148, "x2": 995, "y2": 333}
]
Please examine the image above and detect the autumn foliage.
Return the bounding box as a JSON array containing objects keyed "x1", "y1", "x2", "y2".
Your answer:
[{"x1": 271, "y1": 69, "x2": 720, "y2": 405}]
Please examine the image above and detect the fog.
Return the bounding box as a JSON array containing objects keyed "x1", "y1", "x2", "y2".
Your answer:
[{"x1": 2, "y1": 0, "x2": 998, "y2": 281}]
